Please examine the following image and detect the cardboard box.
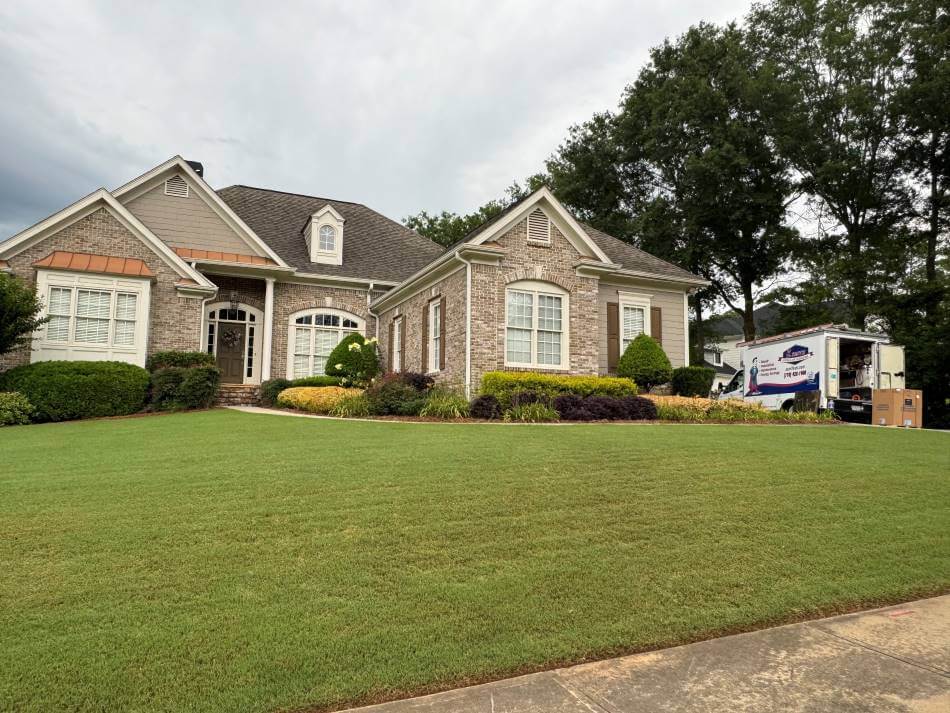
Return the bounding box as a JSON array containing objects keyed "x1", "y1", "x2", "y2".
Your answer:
[{"x1": 872, "y1": 388, "x2": 923, "y2": 428}]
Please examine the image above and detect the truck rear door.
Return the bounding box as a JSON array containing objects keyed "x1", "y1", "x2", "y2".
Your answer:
[
  {"x1": 876, "y1": 344, "x2": 906, "y2": 389},
  {"x1": 826, "y1": 337, "x2": 839, "y2": 398}
]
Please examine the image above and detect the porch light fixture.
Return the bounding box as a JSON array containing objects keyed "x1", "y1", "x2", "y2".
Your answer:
[{"x1": 229, "y1": 291, "x2": 239, "y2": 310}]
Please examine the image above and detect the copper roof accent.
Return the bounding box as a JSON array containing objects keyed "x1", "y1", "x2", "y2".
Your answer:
[
  {"x1": 0, "y1": 259, "x2": 9, "y2": 270},
  {"x1": 175, "y1": 278, "x2": 199, "y2": 287},
  {"x1": 174, "y1": 246, "x2": 277, "y2": 266},
  {"x1": 32, "y1": 251, "x2": 155, "y2": 278}
]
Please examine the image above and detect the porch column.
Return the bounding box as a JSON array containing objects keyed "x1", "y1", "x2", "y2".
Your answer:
[{"x1": 262, "y1": 278, "x2": 275, "y2": 381}]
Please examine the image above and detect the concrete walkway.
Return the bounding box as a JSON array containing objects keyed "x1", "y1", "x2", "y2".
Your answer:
[{"x1": 339, "y1": 595, "x2": 950, "y2": 712}]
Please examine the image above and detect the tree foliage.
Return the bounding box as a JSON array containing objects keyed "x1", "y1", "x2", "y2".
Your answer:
[{"x1": 0, "y1": 273, "x2": 48, "y2": 357}]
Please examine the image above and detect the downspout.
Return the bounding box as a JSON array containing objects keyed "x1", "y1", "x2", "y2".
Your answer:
[
  {"x1": 367, "y1": 282, "x2": 378, "y2": 340},
  {"x1": 454, "y1": 252, "x2": 472, "y2": 399}
]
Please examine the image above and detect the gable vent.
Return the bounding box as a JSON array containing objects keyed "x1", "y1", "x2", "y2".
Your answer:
[
  {"x1": 164, "y1": 175, "x2": 189, "y2": 198},
  {"x1": 527, "y1": 207, "x2": 551, "y2": 243}
]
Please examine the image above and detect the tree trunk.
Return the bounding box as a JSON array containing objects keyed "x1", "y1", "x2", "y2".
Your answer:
[
  {"x1": 926, "y1": 130, "x2": 939, "y2": 284},
  {"x1": 742, "y1": 282, "x2": 756, "y2": 342},
  {"x1": 692, "y1": 293, "x2": 705, "y2": 365},
  {"x1": 847, "y1": 230, "x2": 868, "y2": 329}
]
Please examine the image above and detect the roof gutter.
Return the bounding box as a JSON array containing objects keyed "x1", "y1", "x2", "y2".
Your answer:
[{"x1": 606, "y1": 266, "x2": 710, "y2": 287}]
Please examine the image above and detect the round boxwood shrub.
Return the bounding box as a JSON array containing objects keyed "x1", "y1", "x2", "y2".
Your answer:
[
  {"x1": 470, "y1": 394, "x2": 502, "y2": 420},
  {"x1": 0, "y1": 361, "x2": 149, "y2": 422},
  {"x1": 150, "y1": 367, "x2": 187, "y2": 410},
  {"x1": 671, "y1": 365, "x2": 716, "y2": 397},
  {"x1": 178, "y1": 366, "x2": 221, "y2": 409},
  {"x1": 617, "y1": 334, "x2": 672, "y2": 392},
  {"x1": 325, "y1": 334, "x2": 380, "y2": 386},
  {"x1": 0, "y1": 391, "x2": 34, "y2": 426}
]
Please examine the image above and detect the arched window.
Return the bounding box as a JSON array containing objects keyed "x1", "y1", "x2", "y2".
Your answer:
[
  {"x1": 288, "y1": 309, "x2": 364, "y2": 378},
  {"x1": 505, "y1": 280, "x2": 569, "y2": 369},
  {"x1": 318, "y1": 225, "x2": 336, "y2": 252}
]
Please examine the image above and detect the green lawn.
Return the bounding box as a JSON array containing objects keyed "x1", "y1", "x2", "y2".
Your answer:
[{"x1": 1, "y1": 412, "x2": 948, "y2": 712}]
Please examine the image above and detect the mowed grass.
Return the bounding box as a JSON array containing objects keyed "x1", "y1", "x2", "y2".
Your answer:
[{"x1": 1, "y1": 412, "x2": 948, "y2": 712}]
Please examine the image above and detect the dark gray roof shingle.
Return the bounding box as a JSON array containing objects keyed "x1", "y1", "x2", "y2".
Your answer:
[
  {"x1": 216, "y1": 185, "x2": 444, "y2": 282},
  {"x1": 580, "y1": 223, "x2": 700, "y2": 282}
]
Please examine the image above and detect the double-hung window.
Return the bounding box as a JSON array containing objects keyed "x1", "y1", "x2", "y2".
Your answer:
[
  {"x1": 619, "y1": 292, "x2": 652, "y2": 352},
  {"x1": 45, "y1": 286, "x2": 139, "y2": 347},
  {"x1": 505, "y1": 281, "x2": 568, "y2": 369}
]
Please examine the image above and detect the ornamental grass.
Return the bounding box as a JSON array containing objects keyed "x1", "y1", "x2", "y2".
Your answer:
[
  {"x1": 644, "y1": 394, "x2": 835, "y2": 424},
  {"x1": 276, "y1": 386, "x2": 361, "y2": 414}
]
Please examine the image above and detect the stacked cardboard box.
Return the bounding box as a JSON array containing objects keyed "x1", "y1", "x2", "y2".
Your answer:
[{"x1": 872, "y1": 388, "x2": 923, "y2": 428}]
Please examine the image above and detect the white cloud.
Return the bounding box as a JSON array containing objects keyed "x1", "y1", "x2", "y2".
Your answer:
[{"x1": 0, "y1": 0, "x2": 752, "y2": 237}]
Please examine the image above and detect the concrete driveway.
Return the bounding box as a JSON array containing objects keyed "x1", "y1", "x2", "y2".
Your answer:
[{"x1": 340, "y1": 595, "x2": 949, "y2": 712}]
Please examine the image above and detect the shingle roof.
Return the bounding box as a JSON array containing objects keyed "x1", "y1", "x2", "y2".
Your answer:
[
  {"x1": 580, "y1": 223, "x2": 699, "y2": 282},
  {"x1": 33, "y1": 250, "x2": 155, "y2": 278},
  {"x1": 216, "y1": 185, "x2": 444, "y2": 282}
]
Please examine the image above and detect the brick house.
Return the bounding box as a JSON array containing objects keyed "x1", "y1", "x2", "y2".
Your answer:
[{"x1": 0, "y1": 156, "x2": 707, "y2": 397}]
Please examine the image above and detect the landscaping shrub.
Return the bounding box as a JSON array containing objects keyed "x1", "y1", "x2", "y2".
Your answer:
[
  {"x1": 261, "y1": 375, "x2": 342, "y2": 406},
  {"x1": 276, "y1": 386, "x2": 359, "y2": 414},
  {"x1": 177, "y1": 367, "x2": 221, "y2": 409},
  {"x1": 553, "y1": 394, "x2": 659, "y2": 421},
  {"x1": 364, "y1": 375, "x2": 428, "y2": 416},
  {"x1": 0, "y1": 361, "x2": 149, "y2": 422},
  {"x1": 398, "y1": 372, "x2": 435, "y2": 391},
  {"x1": 146, "y1": 351, "x2": 215, "y2": 371},
  {"x1": 617, "y1": 334, "x2": 672, "y2": 391},
  {"x1": 260, "y1": 378, "x2": 292, "y2": 407},
  {"x1": 150, "y1": 367, "x2": 187, "y2": 410},
  {"x1": 419, "y1": 388, "x2": 470, "y2": 419},
  {"x1": 510, "y1": 390, "x2": 545, "y2": 408},
  {"x1": 481, "y1": 371, "x2": 637, "y2": 409},
  {"x1": 504, "y1": 402, "x2": 560, "y2": 423},
  {"x1": 469, "y1": 394, "x2": 502, "y2": 420},
  {"x1": 324, "y1": 334, "x2": 380, "y2": 386},
  {"x1": 329, "y1": 393, "x2": 372, "y2": 418},
  {"x1": 671, "y1": 365, "x2": 716, "y2": 397},
  {"x1": 0, "y1": 391, "x2": 33, "y2": 426},
  {"x1": 644, "y1": 395, "x2": 836, "y2": 424}
]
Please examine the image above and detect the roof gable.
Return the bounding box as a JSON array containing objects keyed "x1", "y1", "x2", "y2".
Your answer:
[
  {"x1": 0, "y1": 188, "x2": 215, "y2": 291},
  {"x1": 113, "y1": 156, "x2": 289, "y2": 268}
]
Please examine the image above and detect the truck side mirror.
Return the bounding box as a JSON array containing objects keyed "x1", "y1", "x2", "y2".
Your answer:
[{"x1": 718, "y1": 383, "x2": 725, "y2": 392}]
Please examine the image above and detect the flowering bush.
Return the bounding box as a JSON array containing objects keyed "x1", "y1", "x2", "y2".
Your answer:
[
  {"x1": 325, "y1": 334, "x2": 380, "y2": 386},
  {"x1": 276, "y1": 386, "x2": 362, "y2": 414}
]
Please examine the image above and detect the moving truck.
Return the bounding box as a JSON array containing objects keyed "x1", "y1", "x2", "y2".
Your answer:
[{"x1": 718, "y1": 324, "x2": 906, "y2": 422}]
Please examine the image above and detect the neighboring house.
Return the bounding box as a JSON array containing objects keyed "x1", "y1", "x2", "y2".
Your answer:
[
  {"x1": 0, "y1": 156, "x2": 707, "y2": 396},
  {"x1": 702, "y1": 346, "x2": 737, "y2": 393}
]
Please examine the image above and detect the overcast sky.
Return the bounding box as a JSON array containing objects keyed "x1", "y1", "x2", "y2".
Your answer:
[{"x1": 0, "y1": 0, "x2": 752, "y2": 240}]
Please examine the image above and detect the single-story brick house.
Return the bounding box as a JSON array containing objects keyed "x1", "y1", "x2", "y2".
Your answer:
[{"x1": 0, "y1": 156, "x2": 707, "y2": 397}]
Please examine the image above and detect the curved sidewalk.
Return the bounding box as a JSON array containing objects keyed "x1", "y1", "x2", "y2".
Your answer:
[{"x1": 339, "y1": 595, "x2": 949, "y2": 712}]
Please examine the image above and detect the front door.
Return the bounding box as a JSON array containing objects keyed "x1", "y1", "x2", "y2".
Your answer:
[{"x1": 216, "y1": 323, "x2": 247, "y2": 384}]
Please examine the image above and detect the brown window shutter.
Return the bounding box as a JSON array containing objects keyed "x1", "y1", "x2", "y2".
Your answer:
[
  {"x1": 651, "y1": 307, "x2": 663, "y2": 345},
  {"x1": 421, "y1": 304, "x2": 429, "y2": 373},
  {"x1": 388, "y1": 320, "x2": 394, "y2": 370},
  {"x1": 399, "y1": 317, "x2": 406, "y2": 372},
  {"x1": 439, "y1": 295, "x2": 447, "y2": 370},
  {"x1": 607, "y1": 301, "x2": 619, "y2": 371}
]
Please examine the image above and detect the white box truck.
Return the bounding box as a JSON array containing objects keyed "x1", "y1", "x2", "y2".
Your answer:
[{"x1": 718, "y1": 324, "x2": 906, "y2": 422}]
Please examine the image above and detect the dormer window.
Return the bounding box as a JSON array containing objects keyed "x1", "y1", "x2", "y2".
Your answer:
[
  {"x1": 318, "y1": 225, "x2": 336, "y2": 252},
  {"x1": 305, "y1": 204, "x2": 344, "y2": 265}
]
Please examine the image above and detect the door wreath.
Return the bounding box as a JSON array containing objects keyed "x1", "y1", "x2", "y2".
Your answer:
[{"x1": 220, "y1": 326, "x2": 242, "y2": 349}]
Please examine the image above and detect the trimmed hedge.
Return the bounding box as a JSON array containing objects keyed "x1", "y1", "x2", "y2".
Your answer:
[
  {"x1": 671, "y1": 366, "x2": 716, "y2": 397},
  {"x1": 480, "y1": 371, "x2": 637, "y2": 409},
  {"x1": 150, "y1": 365, "x2": 221, "y2": 411},
  {"x1": 0, "y1": 361, "x2": 149, "y2": 422},
  {"x1": 277, "y1": 386, "x2": 358, "y2": 414},
  {"x1": 617, "y1": 334, "x2": 671, "y2": 391},
  {"x1": 146, "y1": 351, "x2": 215, "y2": 371},
  {"x1": 260, "y1": 375, "x2": 342, "y2": 406},
  {"x1": 553, "y1": 394, "x2": 658, "y2": 421},
  {"x1": 0, "y1": 391, "x2": 33, "y2": 426}
]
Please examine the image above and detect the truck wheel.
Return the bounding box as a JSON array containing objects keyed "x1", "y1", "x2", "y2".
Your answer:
[{"x1": 781, "y1": 400, "x2": 794, "y2": 412}]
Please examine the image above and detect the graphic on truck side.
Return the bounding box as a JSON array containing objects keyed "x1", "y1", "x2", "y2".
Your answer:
[{"x1": 745, "y1": 344, "x2": 821, "y2": 396}]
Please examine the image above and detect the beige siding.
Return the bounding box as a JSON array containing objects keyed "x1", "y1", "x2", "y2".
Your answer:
[
  {"x1": 125, "y1": 180, "x2": 254, "y2": 254},
  {"x1": 598, "y1": 281, "x2": 688, "y2": 371}
]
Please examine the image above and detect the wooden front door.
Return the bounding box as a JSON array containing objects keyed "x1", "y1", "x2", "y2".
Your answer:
[{"x1": 216, "y1": 323, "x2": 247, "y2": 384}]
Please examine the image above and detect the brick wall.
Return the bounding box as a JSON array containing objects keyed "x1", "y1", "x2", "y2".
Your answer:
[
  {"x1": 377, "y1": 267, "x2": 467, "y2": 388},
  {"x1": 270, "y1": 282, "x2": 376, "y2": 379},
  {"x1": 1, "y1": 208, "x2": 203, "y2": 371}
]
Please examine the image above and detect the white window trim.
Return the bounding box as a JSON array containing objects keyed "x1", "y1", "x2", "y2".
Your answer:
[
  {"x1": 427, "y1": 299, "x2": 441, "y2": 374},
  {"x1": 285, "y1": 307, "x2": 364, "y2": 380},
  {"x1": 504, "y1": 279, "x2": 569, "y2": 370},
  {"x1": 392, "y1": 316, "x2": 403, "y2": 373},
  {"x1": 618, "y1": 291, "x2": 652, "y2": 353},
  {"x1": 33, "y1": 269, "x2": 151, "y2": 367},
  {"x1": 204, "y1": 301, "x2": 265, "y2": 385}
]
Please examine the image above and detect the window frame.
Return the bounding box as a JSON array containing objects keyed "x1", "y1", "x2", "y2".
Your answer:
[
  {"x1": 285, "y1": 307, "x2": 364, "y2": 380},
  {"x1": 318, "y1": 224, "x2": 336, "y2": 252},
  {"x1": 392, "y1": 316, "x2": 403, "y2": 373},
  {"x1": 504, "y1": 280, "x2": 569, "y2": 370},
  {"x1": 427, "y1": 299, "x2": 441, "y2": 374},
  {"x1": 33, "y1": 269, "x2": 150, "y2": 366},
  {"x1": 618, "y1": 291, "x2": 652, "y2": 353}
]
